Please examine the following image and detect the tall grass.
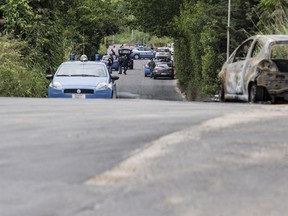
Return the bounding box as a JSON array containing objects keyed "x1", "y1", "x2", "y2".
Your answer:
[
  {"x1": 0, "y1": 36, "x2": 48, "y2": 97},
  {"x1": 257, "y1": 1, "x2": 288, "y2": 34}
]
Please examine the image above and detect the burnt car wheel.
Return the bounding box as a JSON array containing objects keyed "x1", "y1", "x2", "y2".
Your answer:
[
  {"x1": 249, "y1": 83, "x2": 264, "y2": 103},
  {"x1": 249, "y1": 83, "x2": 257, "y2": 103},
  {"x1": 218, "y1": 82, "x2": 225, "y2": 102}
]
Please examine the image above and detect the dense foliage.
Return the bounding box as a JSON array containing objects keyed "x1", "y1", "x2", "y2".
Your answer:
[
  {"x1": 0, "y1": 0, "x2": 122, "y2": 97},
  {"x1": 126, "y1": 0, "x2": 261, "y2": 100},
  {"x1": 0, "y1": 36, "x2": 48, "y2": 97},
  {"x1": 0, "y1": 0, "x2": 287, "y2": 99}
]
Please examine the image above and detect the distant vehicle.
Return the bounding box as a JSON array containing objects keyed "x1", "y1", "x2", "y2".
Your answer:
[
  {"x1": 47, "y1": 55, "x2": 119, "y2": 99},
  {"x1": 144, "y1": 59, "x2": 174, "y2": 78},
  {"x1": 101, "y1": 55, "x2": 119, "y2": 71},
  {"x1": 155, "y1": 47, "x2": 171, "y2": 60},
  {"x1": 131, "y1": 46, "x2": 156, "y2": 59},
  {"x1": 219, "y1": 35, "x2": 288, "y2": 103},
  {"x1": 118, "y1": 48, "x2": 134, "y2": 69},
  {"x1": 151, "y1": 61, "x2": 174, "y2": 79}
]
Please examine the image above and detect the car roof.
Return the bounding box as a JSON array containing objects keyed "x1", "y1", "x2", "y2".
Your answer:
[
  {"x1": 253, "y1": 35, "x2": 288, "y2": 43},
  {"x1": 61, "y1": 61, "x2": 106, "y2": 66}
]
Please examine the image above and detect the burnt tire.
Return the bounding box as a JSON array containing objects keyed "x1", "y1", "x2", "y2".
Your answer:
[
  {"x1": 249, "y1": 83, "x2": 264, "y2": 103},
  {"x1": 218, "y1": 82, "x2": 225, "y2": 102}
]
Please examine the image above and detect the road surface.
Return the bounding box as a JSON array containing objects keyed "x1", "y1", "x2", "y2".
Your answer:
[{"x1": 1, "y1": 60, "x2": 288, "y2": 216}]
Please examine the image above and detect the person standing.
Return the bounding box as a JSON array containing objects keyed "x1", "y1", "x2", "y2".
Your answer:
[
  {"x1": 107, "y1": 55, "x2": 113, "y2": 74},
  {"x1": 148, "y1": 58, "x2": 156, "y2": 78},
  {"x1": 111, "y1": 45, "x2": 116, "y2": 55},
  {"x1": 122, "y1": 55, "x2": 129, "y2": 75},
  {"x1": 118, "y1": 56, "x2": 123, "y2": 74}
]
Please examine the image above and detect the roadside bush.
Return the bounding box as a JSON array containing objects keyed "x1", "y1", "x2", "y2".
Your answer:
[{"x1": 0, "y1": 36, "x2": 48, "y2": 97}]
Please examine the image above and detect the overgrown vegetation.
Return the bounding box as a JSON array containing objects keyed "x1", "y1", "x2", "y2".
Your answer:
[
  {"x1": 0, "y1": 36, "x2": 48, "y2": 97},
  {"x1": 0, "y1": 0, "x2": 287, "y2": 99},
  {"x1": 0, "y1": 0, "x2": 122, "y2": 97}
]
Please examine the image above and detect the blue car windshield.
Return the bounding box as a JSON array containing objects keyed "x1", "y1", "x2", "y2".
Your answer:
[{"x1": 57, "y1": 63, "x2": 107, "y2": 77}]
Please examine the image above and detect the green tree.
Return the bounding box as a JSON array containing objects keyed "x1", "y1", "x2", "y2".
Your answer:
[
  {"x1": 174, "y1": 0, "x2": 259, "y2": 99},
  {"x1": 125, "y1": 0, "x2": 183, "y2": 37}
]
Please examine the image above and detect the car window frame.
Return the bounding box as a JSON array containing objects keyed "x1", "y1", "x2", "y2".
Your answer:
[
  {"x1": 231, "y1": 39, "x2": 254, "y2": 63},
  {"x1": 250, "y1": 40, "x2": 263, "y2": 58}
]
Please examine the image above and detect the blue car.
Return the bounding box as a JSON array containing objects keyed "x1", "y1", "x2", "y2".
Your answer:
[
  {"x1": 47, "y1": 55, "x2": 119, "y2": 99},
  {"x1": 144, "y1": 60, "x2": 152, "y2": 77},
  {"x1": 131, "y1": 46, "x2": 156, "y2": 59},
  {"x1": 101, "y1": 55, "x2": 119, "y2": 71}
]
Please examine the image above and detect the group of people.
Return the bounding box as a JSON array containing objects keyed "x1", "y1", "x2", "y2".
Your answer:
[
  {"x1": 106, "y1": 54, "x2": 130, "y2": 75},
  {"x1": 117, "y1": 55, "x2": 129, "y2": 75},
  {"x1": 107, "y1": 45, "x2": 129, "y2": 75}
]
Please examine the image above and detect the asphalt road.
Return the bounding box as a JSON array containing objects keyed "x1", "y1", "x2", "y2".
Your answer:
[
  {"x1": 115, "y1": 59, "x2": 183, "y2": 101},
  {"x1": 1, "y1": 60, "x2": 288, "y2": 216}
]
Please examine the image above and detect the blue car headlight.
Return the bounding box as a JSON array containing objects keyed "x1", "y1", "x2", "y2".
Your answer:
[
  {"x1": 49, "y1": 81, "x2": 62, "y2": 89},
  {"x1": 96, "y1": 82, "x2": 112, "y2": 90}
]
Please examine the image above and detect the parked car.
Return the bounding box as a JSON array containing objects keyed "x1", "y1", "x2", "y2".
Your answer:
[
  {"x1": 219, "y1": 35, "x2": 288, "y2": 103},
  {"x1": 101, "y1": 55, "x2": 119, "y2": 71},
  {"x1": 118, "y1": 48, "x2": 134, "y2": 69},
  {"x1": 151, "y1": 64, "x2": 174, "y2": 80},
  {"x1": 47, "y1": 55, "x2": 119, "y2": 99},
  {"x1": 144, "y1": 59, "x2": 173, "y2": 77},
  {"x1": 155, "y1": 47, "x2": 171, "y2": 60},
  {"x1": 131, "y1": 46, "x2": 156, "y2": 59}
]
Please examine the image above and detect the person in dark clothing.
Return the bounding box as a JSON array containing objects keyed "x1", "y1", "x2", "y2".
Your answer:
[
  {"x1": 122, "y1": 55, "x2": 129, "y2": 75},
  {"x1": 107, "y1": 55, "x2": 113, "y2": 74},
  {"x1": 148, "y1": 58, "x2": 156, "y2": 78},
  {"x1": 111, "y1": 46, "x2": 116, "y2": 55},
  {"x1": 118, "y1": 56, "x2": 123, "y2": 74}
]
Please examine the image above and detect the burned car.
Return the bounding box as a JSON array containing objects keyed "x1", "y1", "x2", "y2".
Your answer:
[{"x1": 219, "y1": 35, "x2": 288, "y2": 103}]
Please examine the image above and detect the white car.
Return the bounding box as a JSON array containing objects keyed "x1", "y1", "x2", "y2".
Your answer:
[{"x1": 155, "y1": 47, "x2": 171, "y2": 60}]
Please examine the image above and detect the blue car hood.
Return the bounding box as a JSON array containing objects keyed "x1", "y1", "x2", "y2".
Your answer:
[{"x1": 53, "y1": 76, "x2": 109, "y2": 87}]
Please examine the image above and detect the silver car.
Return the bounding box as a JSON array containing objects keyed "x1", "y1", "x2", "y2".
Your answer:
[
  {"x1": 219, "y1": 35, "x2": 288, "y2": 103},
  {"x1": 155, "y1": 47, "x2": 171, "y2": 60}
]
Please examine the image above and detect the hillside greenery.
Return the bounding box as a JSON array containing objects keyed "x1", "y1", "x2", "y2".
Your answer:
[{"x1": 0, "y1": 0, "x2": 287, "y2": 99}]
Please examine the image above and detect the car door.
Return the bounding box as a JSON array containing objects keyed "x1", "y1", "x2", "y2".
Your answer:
[
  {"x1": 243, "y1": 40, "x2": 263, "y2": 93},
  {"x1": 226, "y1": 39, "x2": 253, "y2": 94},
  {"x1": 137, "y1": 47, "x2": 145, "y2": 58},
  {"x1": 144, "y1": 47, "x2": 153, "y2": 58}
]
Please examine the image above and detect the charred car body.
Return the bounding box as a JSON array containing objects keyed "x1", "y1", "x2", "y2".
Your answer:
[{"x1": 219, "y1": 35, "x2": 288, "y2": 103}]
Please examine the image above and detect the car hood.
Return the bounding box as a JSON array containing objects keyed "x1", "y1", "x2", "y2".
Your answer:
[{"x1": 52, "y1": 76, "x2": 109, "y2": 87}]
